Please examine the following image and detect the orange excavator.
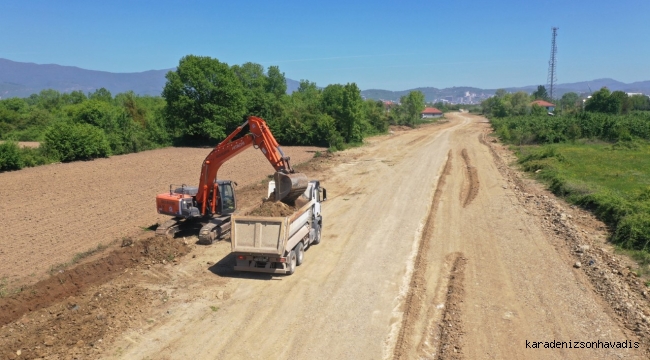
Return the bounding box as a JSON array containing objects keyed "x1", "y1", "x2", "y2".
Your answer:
[{"x1": 155, "y1": 116, "x2": 309, "y2": 244}]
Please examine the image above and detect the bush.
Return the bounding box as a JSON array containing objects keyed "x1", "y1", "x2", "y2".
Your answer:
[
  {"x1": 614, "y1": 213, "x2": 650, "y2": 251},
  {"x1": 0, "y1": 141, "x2": 23, "y2": 171},
  {"x1": 19, "y1": 147, "x2": 56, "y2": 167},
  {"x1": 43, "y1": 122, "x2": 111, "y2": 162}
]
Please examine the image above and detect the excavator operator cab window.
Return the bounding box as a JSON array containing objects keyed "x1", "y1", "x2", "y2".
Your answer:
[{"x1": 217, "y1": 181, "x2": 236, "y2": 215}]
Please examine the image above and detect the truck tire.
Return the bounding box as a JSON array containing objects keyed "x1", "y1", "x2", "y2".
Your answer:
[
  {"x1": 296, "y1": 243, "x2": 304, "y2": 266},
  {"x1": 312, "y1": 223, "x2": 322, "y2": 245},
  {"x1": 287, "y1": 250, "x2": 297, "y2": 275}
]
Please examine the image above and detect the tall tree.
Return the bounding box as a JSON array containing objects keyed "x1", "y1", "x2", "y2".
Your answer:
[
  {"x1": 559, "y1": 92, "x2": 580, "y2": 113},
  {"x1": 629, "y1": 94, "x2": 650, "y2": 111},
  {"x1": 400, "y1": 90, "x2": 426, "y2": 126},
  {"x1": 341, "y1": 83, "x2": 363, "y2": 142},
  {"x1": 532, "y1": 85, "x2": 549, "y2": 101},
  {"x1": 510, "y1": 91, "x2": 529, "y2": 115},
  {"x1": 232, "y1": 62, "x2": 269, "y2": 117},
  {"x1": 162, "y1": 55, "x2": 246, "y2": 140},
  {"x1": 266, "y1": 66, "x2": 287, "y2": 99},
  {"x1": 585, "y1": 87, "x2": 619, "y2": 114}
]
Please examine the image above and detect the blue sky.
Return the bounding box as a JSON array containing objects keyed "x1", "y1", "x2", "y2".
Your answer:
[{"x1": 1, "y1": 0, "x2": 648, "y2": 90}]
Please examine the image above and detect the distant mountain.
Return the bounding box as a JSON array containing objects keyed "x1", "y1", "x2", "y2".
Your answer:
[
  {"x1": 0, "y1": 58, "x2": 303, "y2": 99},
  {"x1": 504, "y1": 78, "x2": 650, "y2": 97},
  {"x1": 286, "y1": 78, "x2": 300, "y2": 93},
  {"x1": 361, "y1": 79, "x2": 650, "y2": 103},
  {"x1": 1, "y1": 58, "x2": 649, "y2": 101},
  {"x1": 0, "y1": 58, "x2": 172, "y2": 98}
]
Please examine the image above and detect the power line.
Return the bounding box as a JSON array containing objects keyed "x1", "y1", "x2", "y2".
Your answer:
[{"x1": 547, "y1": 27, "x2": 559, "y2": 101}]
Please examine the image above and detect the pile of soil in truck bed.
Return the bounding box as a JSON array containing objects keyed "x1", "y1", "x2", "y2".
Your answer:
[{"x1": 248, "y1": 200, "x2": 296, "y2": 217}]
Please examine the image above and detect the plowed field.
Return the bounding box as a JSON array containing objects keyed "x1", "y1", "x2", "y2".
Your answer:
[{"x1": 0, "y1": 146, "x2": 323, "y2": 285}]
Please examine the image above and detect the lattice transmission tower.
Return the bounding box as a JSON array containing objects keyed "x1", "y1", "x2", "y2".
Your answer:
[{"x1": 547, "y1": 27, "x2": 559, "y2": 101}]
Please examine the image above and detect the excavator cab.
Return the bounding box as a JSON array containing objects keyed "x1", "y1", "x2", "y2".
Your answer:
[{"x1": 216, "y1": 180, "x2": 236, "y2": 215}]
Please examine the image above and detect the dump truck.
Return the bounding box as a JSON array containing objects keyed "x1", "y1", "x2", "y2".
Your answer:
[{"x1": 231, "y1": 180, "x2": 326, "y2": 275}]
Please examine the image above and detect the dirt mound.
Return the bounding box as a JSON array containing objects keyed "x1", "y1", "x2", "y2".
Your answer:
[
  {"x1": 248, "y1": 199, "x2": 296, "y2": 217},
  {"x1": 0, "y1": 236, "x2": 190, "y2": 327},
  {"x1": 0, "y1": 283, "x2": 168, "y2": 360},
  {"x1": 437, "y1": 253, "x2": 467, "y2": 360},
  {"x1": 461, "y1": 149, "x2": 479, "y2": 207}
]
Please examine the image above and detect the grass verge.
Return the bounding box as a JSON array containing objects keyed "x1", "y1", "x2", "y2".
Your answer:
[{"x1": 516, "y1": 141, "x2": 650, "y2": 253}]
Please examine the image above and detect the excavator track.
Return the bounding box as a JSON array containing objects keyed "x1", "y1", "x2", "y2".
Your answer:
[
  {"x1": 155, "y1": 218, "x2": 181, "y2": 238},
  {"x1": 198, "y1": 216, "x2": 231, "y2": 245}
]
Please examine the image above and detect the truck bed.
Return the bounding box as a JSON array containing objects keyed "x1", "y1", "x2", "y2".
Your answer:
[{"x1": 230, "y1": 199, "x2": 314, "y2": 257}]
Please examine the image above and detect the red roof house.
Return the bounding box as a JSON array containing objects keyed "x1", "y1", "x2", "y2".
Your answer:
[
  {"x1": 421, "y1": 107, "x2": 443, "y2": 118},
  {"x1": 530, "y1": 100, "x2": 555, "y2": 111}
]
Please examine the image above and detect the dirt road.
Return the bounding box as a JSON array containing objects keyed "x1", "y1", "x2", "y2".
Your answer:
[{"x1": 102, "y1": 113, "x2": 646, "y2": 359}]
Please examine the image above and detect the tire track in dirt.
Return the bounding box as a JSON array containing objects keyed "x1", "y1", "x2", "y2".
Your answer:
[
  {"x1": 436, "y1": 253, "x2": 467, "y2": 360},
  {"x1": 407, "y1": 135, "x2": 428, "y2": 145},
  {"x1": 392, "y1": 151, "x2": 452, "y2": 360},
  {"x1": 460, "y1": 149, "x2": 479, "y2": 207}
]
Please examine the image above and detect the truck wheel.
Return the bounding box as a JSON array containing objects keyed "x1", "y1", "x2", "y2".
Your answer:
[
  {"x1": 296, "y1": 243, "x2": 304, "y2": 266},
  {"x1": 287, "y1": 250, "x2": 297, "y2": 275},
  {"x1": 312, "y1": 224, "x2": 322, "y2": 245}
]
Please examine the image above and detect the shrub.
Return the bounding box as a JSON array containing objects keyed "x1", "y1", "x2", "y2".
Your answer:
[
  {"x1": 614, "y1": 213, "x2": 650, "y2": 251},
  {"x1": 43, "y1": 122, "x2": 111, "y2": 162},
  {"x1": 19, "y1": 147, "x2": 55, "y2": 167},
  {"x1": 0, "y1": 141, "x2": 23, "y2": 171}
]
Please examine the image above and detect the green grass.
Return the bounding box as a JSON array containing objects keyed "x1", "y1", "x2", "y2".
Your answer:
[
  {"x1": 517, "y1": 141, "x2": 650, "y2": 252},
  {"x1": 542, "y1": 144, "x2": 650, "y2": 194}
]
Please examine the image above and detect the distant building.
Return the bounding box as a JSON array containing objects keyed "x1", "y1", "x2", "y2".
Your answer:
[
  {"x1": 382, "y1": 100, "x2": 396, "y2": 112},
  {"x1": 421, "y1": 107, "x2": 443, "y2": 118},
  {"x1": 531, "y1": 100, "x2": 555, "y2": 112}
]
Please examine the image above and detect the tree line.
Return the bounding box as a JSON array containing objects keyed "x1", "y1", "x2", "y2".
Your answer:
[
  {"x1": 483, "y1": 85, "x2": 650, "y2": 118},
  {"x1": 485, "y1": 85, "x2": 650, "y2": 145},
  {"x1": 1, "y1": 55, "x2": 428, "y2": 171}
]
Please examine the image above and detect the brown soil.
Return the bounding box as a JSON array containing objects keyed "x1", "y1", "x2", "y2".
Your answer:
[
  {"x1": 0, "y1": 236, "x2": 190, "y2": 326},
  {"x1": 389, "y1": 125, "x2": 414, "y2": 132},
  {"x1": 393, "y1": 151, "x2": 452, "y2": 360},
  {"x1": 0, "y1": 141, "x2": 40, "y2": 148},
  {"x1": 436, "y1": 253, "x2": 467, "y2": 360},
  {"x1": 460, "y1": 148, "x2": 479, "y2": 207},
  {"x1": 247, "y1": 199, "x2": 296, "y2": 217},
  {"x1": 0, "y1": 145, "x2": 323, "y2": 287}
]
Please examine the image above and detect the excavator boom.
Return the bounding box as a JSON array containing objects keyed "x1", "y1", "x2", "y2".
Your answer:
[{"x1": 195, "y1": 116, "x2": 307, "y2": 210}]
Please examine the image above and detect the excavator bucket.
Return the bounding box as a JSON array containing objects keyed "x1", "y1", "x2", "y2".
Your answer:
[{"x1": 274, "y1": 172, "x2": 309, "y2": 203}]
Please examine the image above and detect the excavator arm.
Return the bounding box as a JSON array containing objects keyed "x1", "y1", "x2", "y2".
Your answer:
[{"x1": 195, "y1": 116, "x2": 306, "y2": 215}]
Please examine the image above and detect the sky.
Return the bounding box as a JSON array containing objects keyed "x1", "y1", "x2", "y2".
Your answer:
[{"x1": 1, "y1": 0, "x2": 649, "y2": 91}]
